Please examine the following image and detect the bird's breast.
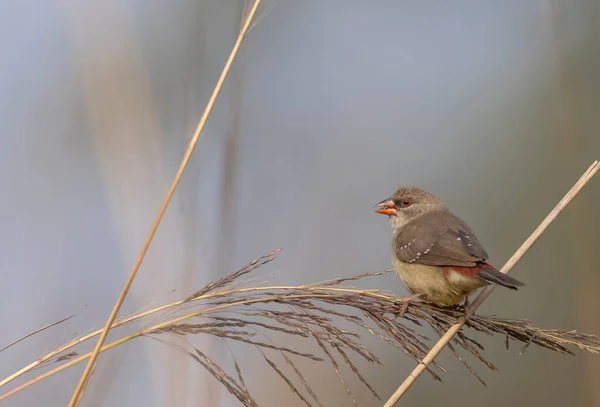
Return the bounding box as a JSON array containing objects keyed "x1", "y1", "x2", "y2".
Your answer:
[
  {"x1": 391, "y1": 256, "x2": 483, "y2": 306},
  {"x1": 392, "y1": 257, "x2": 447, "y2": 295}
]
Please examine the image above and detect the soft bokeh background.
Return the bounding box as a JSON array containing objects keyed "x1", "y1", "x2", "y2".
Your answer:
[{"x1": 1, "y1": 1, "x2": 599, "y2": 406}]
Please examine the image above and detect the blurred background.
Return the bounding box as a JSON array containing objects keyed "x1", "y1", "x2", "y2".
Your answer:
[{"x1": 1, "y1": 0, "x2": 599, "y2": 406}]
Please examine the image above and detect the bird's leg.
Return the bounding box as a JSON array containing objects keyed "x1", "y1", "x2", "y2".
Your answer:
[
  {"x1": 398, "y1": 293, "x2": 422, "y2": 318},
  {"x1": 462, "y1": 295, "x2": 470, "y2": 310},
  {"x1": 460, "y1": 294, "x2": 475, "y2": 316}
]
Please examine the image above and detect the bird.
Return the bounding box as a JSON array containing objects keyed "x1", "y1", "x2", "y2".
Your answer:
[{"x1": 375, "y1": 186, "x2": 523, "y2": 315}]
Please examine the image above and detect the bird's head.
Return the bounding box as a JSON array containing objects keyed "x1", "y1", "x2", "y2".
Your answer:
[{"x1": 375, "y1": 186, "x2": 445, "y2": 230}]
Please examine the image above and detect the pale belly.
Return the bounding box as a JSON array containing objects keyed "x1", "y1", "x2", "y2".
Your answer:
[{"x1": 392, "y1": 256, "x2": 488, "y2": 307}]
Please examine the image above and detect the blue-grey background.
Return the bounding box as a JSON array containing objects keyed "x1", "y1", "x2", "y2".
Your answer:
[{"x1": 1, "y1": 1, "x2": 599, "y2": 406}]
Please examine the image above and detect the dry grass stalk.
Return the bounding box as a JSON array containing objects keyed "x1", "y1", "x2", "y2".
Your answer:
[
  {"x1": 0, "y1": 314, "x2": 74, "y2": 354},
  {"x1": 2, "y1": 249, "x2": 599, "y2": 405},
  {"x1": 383, "y1": 159, "x2": 600, "y2": 407},
  {"x1": 67, "y1": 2, "x2": 263, "y2": 406}
]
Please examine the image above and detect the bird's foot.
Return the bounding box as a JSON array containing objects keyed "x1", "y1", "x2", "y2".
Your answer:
[{"x1": 398, "y1": 293, "x2": 422, "y2": 318}]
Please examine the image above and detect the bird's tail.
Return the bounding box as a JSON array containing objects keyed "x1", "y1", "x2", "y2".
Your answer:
[{"x1": 477, "y1": 263, "x2": 524, "y2": 290}]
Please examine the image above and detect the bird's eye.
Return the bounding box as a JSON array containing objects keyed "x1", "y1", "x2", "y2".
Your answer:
[{"x1": 401, "y1": 199, "x2": 412, "y2": 207}]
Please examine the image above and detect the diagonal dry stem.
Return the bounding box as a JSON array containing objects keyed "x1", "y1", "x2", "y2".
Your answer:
[
  {"x1": 382, "y1": 159, "x2": 600, "y2": 407},
  {"x1": 66, "y1": 2, "x2": 263, "y2": 405}
]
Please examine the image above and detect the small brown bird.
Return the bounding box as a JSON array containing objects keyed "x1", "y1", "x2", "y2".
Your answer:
[{"x1": 375, "y1": 186, "x2": 523, "y2": 312}]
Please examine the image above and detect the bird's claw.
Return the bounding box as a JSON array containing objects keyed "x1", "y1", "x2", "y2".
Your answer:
[{"x1": 399, "y1": 302, "x2": 410, "y2": 318}]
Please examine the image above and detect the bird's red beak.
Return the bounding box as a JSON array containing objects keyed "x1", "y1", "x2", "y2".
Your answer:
[{"x1": 375, "y1": 199, "x2": 398, "y2": 216}]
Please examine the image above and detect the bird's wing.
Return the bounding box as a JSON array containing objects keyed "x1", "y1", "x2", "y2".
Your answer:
[{"x1": 393, "y1": 210, "x2": 489, "y2": 267}]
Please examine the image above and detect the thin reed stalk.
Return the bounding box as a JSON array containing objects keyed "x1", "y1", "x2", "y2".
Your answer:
[{"x1": 0, "y1": 315, "x2": 74, "y2": 354}]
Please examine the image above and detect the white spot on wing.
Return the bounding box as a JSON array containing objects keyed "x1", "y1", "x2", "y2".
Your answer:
[{"x1": 423, "y1": 242, "x2": 434, "y2": 255}]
